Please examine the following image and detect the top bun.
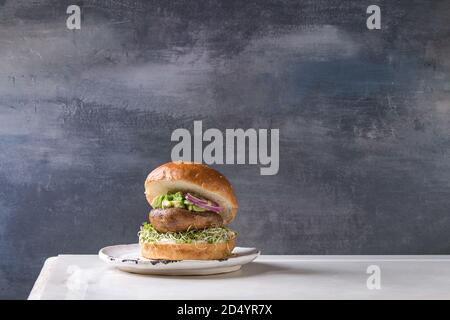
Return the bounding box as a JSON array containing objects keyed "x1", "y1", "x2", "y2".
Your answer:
[{"x1": 145, "y1": 161, "x2": 238, "y2": 224}]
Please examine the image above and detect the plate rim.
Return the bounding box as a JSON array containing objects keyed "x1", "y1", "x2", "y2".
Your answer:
[{"x1": 98, "y1": 243, "x2": 260, "y2": 266}]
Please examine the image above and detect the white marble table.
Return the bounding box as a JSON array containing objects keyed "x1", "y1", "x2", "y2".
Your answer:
[{"x1": 28, "y1": 255, "x2": 450, "y2": 299}]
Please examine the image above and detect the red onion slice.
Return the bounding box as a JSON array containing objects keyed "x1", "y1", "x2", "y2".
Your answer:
[
  {"x1": 186, "y1": 193, "x2": 209, "y2": 204},
  {"x1": 185, "y1": 193, "x2": 224, "y2": 213}
]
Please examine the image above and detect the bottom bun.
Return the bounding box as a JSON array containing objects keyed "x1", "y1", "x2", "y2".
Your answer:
[{"x1": 140, "y1": 238, "x2": 236, "y2": 260}]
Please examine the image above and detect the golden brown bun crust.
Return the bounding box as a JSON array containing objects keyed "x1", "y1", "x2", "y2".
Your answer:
[
  {"x1": 140, "y1": 238, "x2": 236, "y2": 260},
  {"x1": 145, "y1": 161, "x2": 238, "y2": 224}
]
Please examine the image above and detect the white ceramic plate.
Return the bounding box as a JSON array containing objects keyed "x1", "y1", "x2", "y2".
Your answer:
[{"x1": 98, "y1": 244, "x2": 260, "y2": 275}]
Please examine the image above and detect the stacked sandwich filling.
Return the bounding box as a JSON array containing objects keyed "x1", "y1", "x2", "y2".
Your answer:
[{"x1": 139, "y1": 191, "x2": 236, "y2": 244}]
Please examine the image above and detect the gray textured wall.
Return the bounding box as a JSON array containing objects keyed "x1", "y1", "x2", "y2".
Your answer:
[{"x1": 1, "y1": 0, "x2": 450, "y2": 299}]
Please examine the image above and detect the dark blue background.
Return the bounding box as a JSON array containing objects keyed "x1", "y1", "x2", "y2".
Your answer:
[{"x1": 1, "y1": 0, "x2": 449, "y2": 298}]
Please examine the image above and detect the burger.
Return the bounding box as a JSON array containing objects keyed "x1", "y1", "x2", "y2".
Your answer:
[{"x1": 139, "y1": 161, "x2": 238, "y2": 260}]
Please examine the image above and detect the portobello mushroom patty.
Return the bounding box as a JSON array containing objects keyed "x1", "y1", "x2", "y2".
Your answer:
[{"x1": 149, "y1": 208, "x2": 223, "y2": 233}]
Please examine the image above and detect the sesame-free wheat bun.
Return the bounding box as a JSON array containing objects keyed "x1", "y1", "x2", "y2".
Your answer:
[
  {"x1": 140, "y1": 237, "x2": 236, "y2": 260},
  {"x1": 144, "y1": 161, "x2": 238, "y2": 224}
]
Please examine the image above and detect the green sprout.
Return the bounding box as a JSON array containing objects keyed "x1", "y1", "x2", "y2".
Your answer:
[{"x1": 138, "y1": 222, "x2": 236, "y2": 244}]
